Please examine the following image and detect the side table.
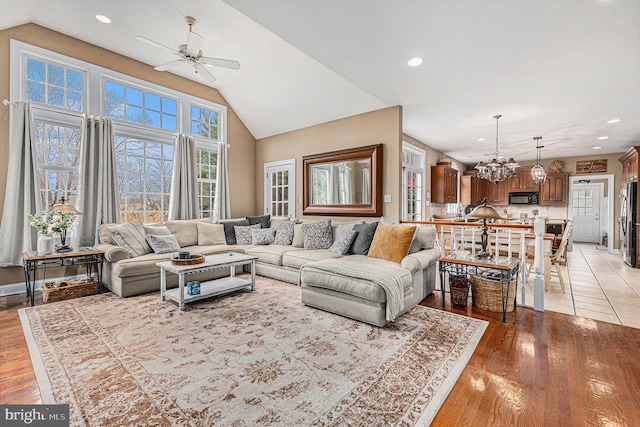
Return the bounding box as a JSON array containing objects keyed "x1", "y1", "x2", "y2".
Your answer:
[{"x1": 22, "y1": 247, "x2": 105, "y2": 306}]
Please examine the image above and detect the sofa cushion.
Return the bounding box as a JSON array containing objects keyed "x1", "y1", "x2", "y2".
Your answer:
[
  {"x1": 368, "y1": 223, "x2": 416, "y2": 264},
  {"x1": 349, "y1": 222, "x2": 378, "y2": 255},
  {"x1": 252, "y1": 228, "x2": 276, "y2": 245},
  {"x1": 143, "y1": 225, "x2": 171, "y2": 242},
  {"x1": 273, "y1": 219, "x2": 297, "y2": 245},
  {"x1": 292, "y1": 219, "x2": 313, "y2": 248},
  {"x1": 98, "y1": 223, "x2": 119, "y2": 246},
  {"x1": 247, "y1": 214, "x2": 271, "y2": 229},
  {"x1": 302, "y1": 219, "x2": 333, "y2": 250},
  {"x1": 148, "y1": 234, "x2": 181, "y2": 254},
  {"x1": 245, "y1": 245, "x2": 304, "y2": 266},
  {"x1": 165, "y1": 219, "x2": 209, "y2": 247},
  {"x1": 108, "y1": 219, "x2": 152, "y2": 257},
  {"x1": 328, "y1": 230, "x2": 358, "y2": 255},
  {"x1": 331, "y1": 221, "x2": 364, "y2": 241},
  {"x1": 410, "y1": 226, "x2": 437, "y2": 252},
  {"x1": 282, "y1": 249, "x2": 343, "y2": 269},
  {"x1": 300, "y1": 255, "x2": 412, "y2": 303},
  {"x1": 234, "y1": 224, "x2": 261, "y2": 245},
  {"x1": 197, "y1": 223, "x2": 227, "y2": 246},
  {"x1": 219, "y1": 219, "x2": 250, "y2": 245}
]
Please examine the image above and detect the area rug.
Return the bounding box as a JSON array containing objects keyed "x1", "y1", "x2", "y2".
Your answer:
[{"x1": 20, "y1": 276, "x2": 487, "y2": 426}]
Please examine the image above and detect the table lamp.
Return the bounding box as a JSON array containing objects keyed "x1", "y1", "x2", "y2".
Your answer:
[{"x1": 466, "y1": 198, "x2": 504, "y2": 259}]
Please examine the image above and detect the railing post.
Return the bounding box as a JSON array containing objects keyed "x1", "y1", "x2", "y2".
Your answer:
[
  {"x1": 520, "y1": 229, "x2": 526, "y2": 306},
  {"x1": 440, "y1": 225, "x2": 445, "y2": 258},
  {"x1": 533, "y1": 216, "x2": 545, "y2": 312}
]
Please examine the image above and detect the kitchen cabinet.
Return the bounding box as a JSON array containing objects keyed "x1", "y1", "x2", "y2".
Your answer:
[
  {"x1": 619, "y1": 146, "x2": 639, "y2": 183},
  {"x1": 485, "y1": 180, "x2": 509, "y2": 205},
  {"x1": 460, "y1": 173, "x2": 485, "y2": 205},
  {"x1": 508, "y1": 168, "x2": 538, "y2": 191},
  {"x1": 540, "y1": 173, "x2": 568, "y2": 205},
  {"x1": 431, "y1": 165, "x2": 459, "y2": 203}
]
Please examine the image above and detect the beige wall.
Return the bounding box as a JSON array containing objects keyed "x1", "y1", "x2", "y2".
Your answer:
[
  {"x1": 0, "y1": 23, "x2": 256, "y2": 286},
  {"x1": 256, "y1": 107, "x2": 403, "y2": 222}
]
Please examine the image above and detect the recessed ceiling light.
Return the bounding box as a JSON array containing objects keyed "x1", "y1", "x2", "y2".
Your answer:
[
  {"x1": 478, "y1": 138, "x2": 486, "y2": 142},
  {"x1": 607, "y1": 119, "x2": 621, "y2": 123},
  {"x1": 407, "y1": 57, "x2": 423, "y2": 67},
  {"x1": 597, "y1": 136, "x2": 609, "y2": 140},
  {"x1": 593, "y1": 146, "x2": 602, "y2": 150},
  {"x1": 96, "y1": 14, "x2": 111, "y2": 24}
]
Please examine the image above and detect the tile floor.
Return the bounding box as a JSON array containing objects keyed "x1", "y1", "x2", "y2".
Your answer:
[{"x1": 522, "y1": 243, "x2": 640, "y2": 328}]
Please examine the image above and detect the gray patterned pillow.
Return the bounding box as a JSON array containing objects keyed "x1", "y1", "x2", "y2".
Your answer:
[
  {"x1": 302, "y1": 219, "x2": 333, "y2": 250},
  {"x1": 273, "y1": 219, "x2": 297, "y2": 245},
  {"x1": 107, "y1": 219, "x2": 152, "y2": 257},
  {"x1": 328, "y1": 230, "x2": 358, "y2": 255},
  {"x1": 234, "y1": 224, "x2": 261, "y2": 245},
  {"x1": 252, "y1": 228, "x2": 276, "y2": 245},
  {"x1": 148, "y1": 234, "x2": 181, "y2": 254}
]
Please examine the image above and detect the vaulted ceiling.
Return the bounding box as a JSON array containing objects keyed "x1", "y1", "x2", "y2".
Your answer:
[{"x1": 2, "y1": 0, "x2": 639, "y2": 164}]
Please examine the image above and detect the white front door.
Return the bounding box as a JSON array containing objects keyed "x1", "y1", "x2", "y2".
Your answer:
[
  {"x1": 264, "y1": 159, "x2": 296, "y2": 218},
  {"x1": 571, "y1": 184, "x2": 602, "y2": 243}
]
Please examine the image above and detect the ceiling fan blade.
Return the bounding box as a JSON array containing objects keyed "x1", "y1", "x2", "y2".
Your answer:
[
  {"x1": 135, "y1": 35, "x2": 178, "y2": 54},
  {"x1": 195, "y1": 63, "x2": 217, "y2": 83},
  {"x1": 155, "y1": 60, "x2": 185, "y2": 71},
  {"x1": 187, "y1": 31, "x2": 204, "y2": 54},
  {"x1": 201, "y1": 57, "x2": 241, "y2": 70}
]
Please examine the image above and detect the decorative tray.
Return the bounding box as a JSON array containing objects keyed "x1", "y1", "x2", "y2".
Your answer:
[{"x1": 171, "y1": 254, "x2": 205, "y2": 265}]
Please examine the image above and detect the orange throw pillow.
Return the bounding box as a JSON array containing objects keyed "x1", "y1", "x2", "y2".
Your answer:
[{"x1": 367, "y1": 223, "x2": 417, "y2": 264}]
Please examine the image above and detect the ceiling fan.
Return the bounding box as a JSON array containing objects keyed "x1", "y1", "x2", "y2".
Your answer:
[{"x1": 135, "y1": 16, "x2": 240, "y2": 83}]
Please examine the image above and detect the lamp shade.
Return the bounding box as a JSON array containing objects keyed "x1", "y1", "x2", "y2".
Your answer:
[
  {"x1": 48, "y1": 196, "x2": 82, "y2": 215},
  {"x1": 466, "y1": 203, "x2": 504, "y2": 220}
]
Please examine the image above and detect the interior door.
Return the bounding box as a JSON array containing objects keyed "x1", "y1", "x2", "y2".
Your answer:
[
  {"x1": 264, "y1": 160, "x2": 296, "y2": 218},
  {"x1": 571, "y1": 184, "x2": 601, "y2": 243}
]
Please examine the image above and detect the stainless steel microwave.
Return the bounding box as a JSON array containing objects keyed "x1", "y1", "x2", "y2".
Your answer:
[{"x1": 509, "y1": 192, "x2": 539, "y2": 205}]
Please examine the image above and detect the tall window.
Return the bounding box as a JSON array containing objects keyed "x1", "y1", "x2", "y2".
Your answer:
[
  {"x1": 14, "y1": 41, "x2": 227, "y2": 223},
  {"x1": 196, "y1": 148, "x2": 217, "y2": 218},
  {"x1": 402, "y1": 143, "x2": 425, "y2": 221},
  {"x1": 114, "y1": 136, "x2": 173, "y2": 223}
]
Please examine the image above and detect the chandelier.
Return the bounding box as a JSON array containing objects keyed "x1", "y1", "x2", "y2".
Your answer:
[
  {"x1": 531, "y1": 136, "x2": 546, "y2": 185},
  {"x1": 474, "y1": 114, "x2": 519, "y2": 183}
]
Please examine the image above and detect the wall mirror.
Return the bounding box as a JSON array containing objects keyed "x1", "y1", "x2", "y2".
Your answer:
[{"x1": 303, "y1": 144, "x2": 382, "y2": 216}]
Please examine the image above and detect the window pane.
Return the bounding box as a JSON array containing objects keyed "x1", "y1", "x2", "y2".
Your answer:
[
  {"x1": 126, "y1": 87, "x2": 143, "y2": 107},
  {"x1": 105, "y1": 81, "x2": 124, "y2": 101},
  {"x1": 145, "y1": 93, "x2": 161, "y2": 111},
  {"x1": 47, "y1": 63, "x2": 64, "y2": 86},
  {"x1": 196, "y1": 147, "x2": 218, "y2": 219},
  {"x1": 190, "y1": 105, "x2": 221, "y2": 141},
  {"x1": 162, "y1": 98, "x2": 177, "y2": 115},
  {"x1": 27, "y1": 81, "x2": 45, "y2": 103},
  {"x1": 162, "y1": 114, "x2": 176, "y2": 131},
  {"x1": 28, "y1": 59, "x2": 45, "y2": 81},
  {"x1": 66, "y1": 70, "x2": 82, "y2": 91}
]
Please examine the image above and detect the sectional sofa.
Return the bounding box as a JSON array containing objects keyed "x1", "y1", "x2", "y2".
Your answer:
[{"x1": 95, "y1": 216, "x2": 440, "y2": 326}]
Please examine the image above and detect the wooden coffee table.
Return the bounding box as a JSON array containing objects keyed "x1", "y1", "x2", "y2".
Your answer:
[{"x1": 156, "y1": 253, "x2": 258, "y2": 310}]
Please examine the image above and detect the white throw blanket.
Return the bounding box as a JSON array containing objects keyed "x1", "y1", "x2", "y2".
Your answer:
[{"x1": 301, "y1": 258, "x2": 405, "y2": 322}]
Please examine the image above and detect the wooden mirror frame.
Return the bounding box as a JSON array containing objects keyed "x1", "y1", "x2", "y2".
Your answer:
[{"x1": 302, "y1": 144, "x2": 383, "y2": 216}]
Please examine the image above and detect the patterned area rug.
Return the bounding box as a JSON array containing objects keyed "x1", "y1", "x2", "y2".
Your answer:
[{"x1": 20, "y1": 276, "x2": 487, "y2": 426}]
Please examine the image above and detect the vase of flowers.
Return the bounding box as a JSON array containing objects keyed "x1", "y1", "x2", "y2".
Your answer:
[
  {"x1": 28, "y1": 213, "x2": 55, "y2": 255},
  {"x1": 49, "y1": 211, "x2": 77, "y2": 252}
]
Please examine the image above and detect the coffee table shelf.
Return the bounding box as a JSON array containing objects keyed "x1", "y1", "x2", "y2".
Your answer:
[{"x1": 157, "y1": 253, "x2": 258, "y2": 310}]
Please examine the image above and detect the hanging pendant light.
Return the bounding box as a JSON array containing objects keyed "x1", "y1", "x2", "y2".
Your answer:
[
  {"x1": 531, "y1": 136, "x2": 546, "y2": 185},
  {"x1": 474, "y1": 114, "x2": 520, "y2": 183}
]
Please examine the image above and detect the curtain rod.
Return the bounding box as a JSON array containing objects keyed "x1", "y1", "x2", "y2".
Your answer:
[{"x1": 2, "y1": 99, "x2": 19, "y2": 107}]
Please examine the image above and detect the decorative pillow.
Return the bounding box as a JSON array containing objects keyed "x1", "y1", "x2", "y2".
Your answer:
[
  {"x1": 107, "y1": 219, "x2": 151, "y2": 257},
  {"x1": 367, "y1": 223, "x2": 417, "y2": 263},
  {"x1": 165, "y1": 219, "x2": 209, "y2": 247},
  {"x1": 378, "y1": 216, "x2": 426, "y2": 254},
  {"x1": 143, "y1": 225, "x2": 171, "y2": 244},
  {"x1": 273, "y1": 219, "x2": 297, "y2": 245},
  {"x1": 252, "y1": 228, "x2": 276, "y2": 245},
  {"x1": 219, "y1": 219, "x2": 250, "y2": 245},
  {"x1": 234, "y1": 224, "x2": 261, "y2": 245},
  {"x1": 349, "y1": 222, "x2": 378, "y2": 255},
  {"x1": 328, "y1": 230, "x2": 358, "y2": 255},
  {"x1": 302, "y1": 219, "x2": 333, "y2": 250},
  {"x1": 197, "y1": 223, "x2": 227, "y2": 246},
  {"x1": 247, "y1": 214, "x2": 271, "y2": 229},
  {"x1": 292, "y1": 223, "x2": 305, "y2": 248},
  {"x1": 148, "y1": 234, "x2": 181, "y2": 254}
]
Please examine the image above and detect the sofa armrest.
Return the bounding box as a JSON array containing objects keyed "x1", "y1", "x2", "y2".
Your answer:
[
  {"x1": 94, "y1": 243, "x2": 130, "y2": 263},
  {"x1": 401, "y1": 248, "x2": 440, "y2": 272}
]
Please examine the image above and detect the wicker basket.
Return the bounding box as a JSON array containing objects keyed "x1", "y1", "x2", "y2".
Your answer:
[
  {"x1": 471, "y1": 275, "x2": 516, "y2": 313},
  {"x1": 42, "y1": 276, "x2": 99, "y2": 303},
  {"x1": 450, "y1": 276, "x2": 470, "y2": 307}
]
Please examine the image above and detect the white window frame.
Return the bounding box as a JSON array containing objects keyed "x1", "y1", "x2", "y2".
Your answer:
[
  {"x1": 11, "y1": 39, "x2": 228, "y2": 222},
  {"x1": 402, "y1": 142, "x2": 426, "y2": 221},
  {"x1": 195, "y1": 141, "x2": 220, "y2": 219}
]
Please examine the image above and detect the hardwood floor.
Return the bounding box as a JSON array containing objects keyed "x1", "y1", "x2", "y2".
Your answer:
[{"x1": 2, "y1": 288, "x2": 640, "y2": 425}]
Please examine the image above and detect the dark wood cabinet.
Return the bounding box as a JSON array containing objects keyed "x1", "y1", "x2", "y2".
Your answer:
[
  {"x1": 508, "y1": 168, "x2": 537, "y2": 192},
  {"x1": 485, "y1": 180, "x2": 509, "y2": 205},
  {"x1": 431, "y1": 165, "x2": 459, "y2": 203},
  {"x1": 540, "y1": 173, "x2": 568, "y2": 205},
  {"x1": 619, "y1": 147, "x2": 639, "y2": 183},
  {"x1": 461, "y1": 173, "x2": 509, "y2": 206}
]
